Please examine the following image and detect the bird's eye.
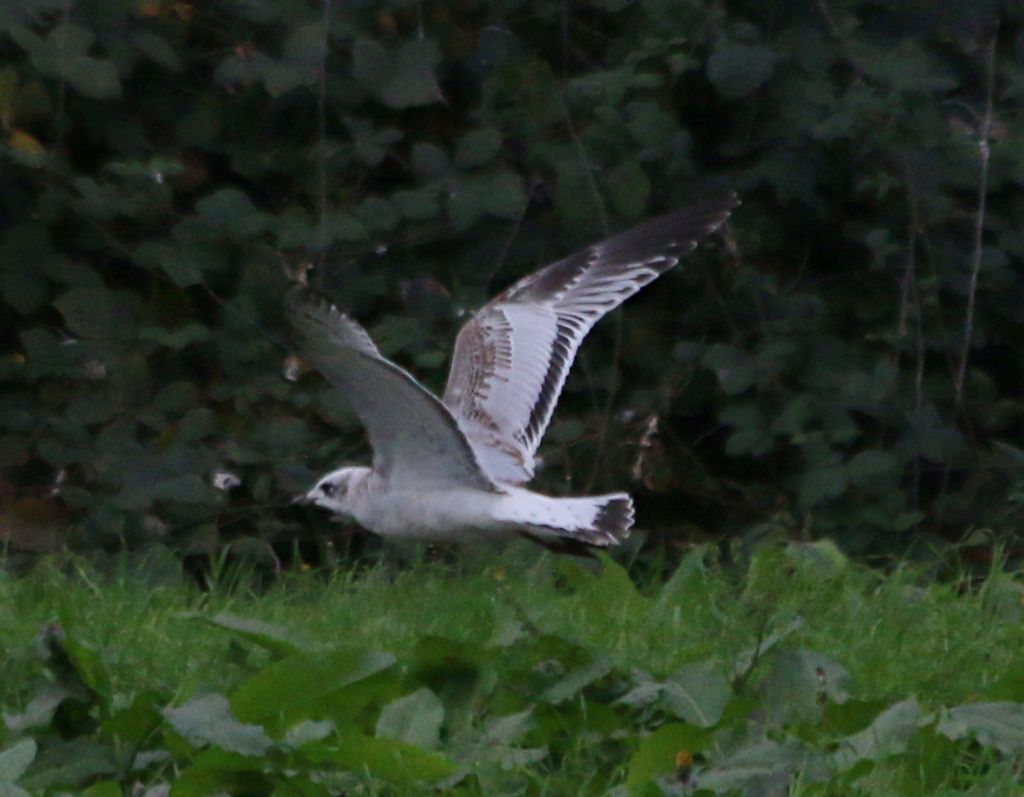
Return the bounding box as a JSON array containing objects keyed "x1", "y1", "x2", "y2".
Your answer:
[{"x1": 320, "y1": 483, "x2": 336, "y2": 497}]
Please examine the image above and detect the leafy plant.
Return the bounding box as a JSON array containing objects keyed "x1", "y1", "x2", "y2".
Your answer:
[
  {"x1": 1, "y1": 0, "x2": 1023, "y2": 562},
  {"x1": 2, "y1": 547, "x2": 1023, "y2": 794}
]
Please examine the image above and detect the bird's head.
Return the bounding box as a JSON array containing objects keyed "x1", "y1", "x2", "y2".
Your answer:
[{"x1": 297, "y1": 466, "x2": 370, "y2": 515}]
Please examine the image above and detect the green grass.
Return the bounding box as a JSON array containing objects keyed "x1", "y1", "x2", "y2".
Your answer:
[{"x1": 1, "y1": 540, "x2": 1023, "y2": 795}]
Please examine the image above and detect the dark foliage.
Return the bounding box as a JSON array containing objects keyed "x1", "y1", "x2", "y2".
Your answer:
[{"x1": 1, "y1": 0, "x2": 1023, "y2": 561}]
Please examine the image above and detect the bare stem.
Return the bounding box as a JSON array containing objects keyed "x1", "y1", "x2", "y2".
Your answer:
[
  {"x1": 559, "y1": 97, "x2": 609, "y2": 236},
  {"x1": 53, "y1": 0, "x2": 73, "y2": 149},
  {"x1": 316, "y1": 0, "x2": 332, "y2": 290},
  {"x1": 955, "y1": 30, "x2": 997, "y2": 406}
]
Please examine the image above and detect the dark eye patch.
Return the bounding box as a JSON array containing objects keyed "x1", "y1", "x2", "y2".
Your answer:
[{"x1": 320, "y1": 482, "x2": 336, "y2": 496}]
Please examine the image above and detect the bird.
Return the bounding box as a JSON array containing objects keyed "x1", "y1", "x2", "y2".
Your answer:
[{"x1": 289, "y1": 194, "x2": 739, "y2": 551}]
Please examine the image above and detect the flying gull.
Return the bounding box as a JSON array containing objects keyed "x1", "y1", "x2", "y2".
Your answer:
[{"x1": 290, "y1": 194, "x2": 738, "y2": 550}]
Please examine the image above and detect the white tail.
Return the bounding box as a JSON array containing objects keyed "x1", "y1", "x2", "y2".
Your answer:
[{"x1": 495, "y1": 490, "x2": 635, "y2": 547}]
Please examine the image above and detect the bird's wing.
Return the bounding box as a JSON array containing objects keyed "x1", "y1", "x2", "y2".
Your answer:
[
  {"x1": 288, "y1": 287, "x2": 497, "y2": 492},
  {"x1": 443, "y1": 194, "x2": 739, "y2": 484}
]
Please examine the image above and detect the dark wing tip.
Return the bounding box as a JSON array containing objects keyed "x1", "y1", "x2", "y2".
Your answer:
[
  {"x1": 286, "y1": 283, "x2": 333, "y2": 320},
  {"x1": 593, "y1": 494, "x2": 635, "y2": 545},
  {"x1": 286, "y1": 284, "x2": 381, "y2": 358},
  {"x1": 594, "y1": 192, "x2": 739, "y2": 264}
]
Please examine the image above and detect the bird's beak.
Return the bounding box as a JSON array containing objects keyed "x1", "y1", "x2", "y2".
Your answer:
[{"x1": 291, "y1": 492, "x2": 312, "y2": 506}]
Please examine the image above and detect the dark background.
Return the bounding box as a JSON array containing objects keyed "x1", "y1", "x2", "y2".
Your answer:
[{"x1": 1, "y1": 0, "x2": 1022, "y2": 567}]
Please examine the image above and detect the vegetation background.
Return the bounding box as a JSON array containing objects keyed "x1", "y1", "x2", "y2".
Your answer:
[
  {"x1": 3, "y1": 3, "x2": 1024, "y2": 794},
  {"x1": 1, "y1": 0, "x2": 1023, "y2": 565}
]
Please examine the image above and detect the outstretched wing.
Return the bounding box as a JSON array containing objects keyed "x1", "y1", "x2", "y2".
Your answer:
[
  {"x1": 443, "y1": 194, "x2": 739, "y2": 484},
  {"x1": 288, "y1": 287, "x2": 497, "y2": 492}
]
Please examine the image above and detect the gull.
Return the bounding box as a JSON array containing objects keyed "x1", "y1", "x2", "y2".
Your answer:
[{"x1": 290, "y1": 194, "x2": 738, "y2": 551}]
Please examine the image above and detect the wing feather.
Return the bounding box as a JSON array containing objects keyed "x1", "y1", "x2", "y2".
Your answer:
[
  {"x1": 288, "y1": 287, "x2": 497, "y2": 491},
  {"x1": 443, "y1": 193, "x2": 739, "y2": 484}
]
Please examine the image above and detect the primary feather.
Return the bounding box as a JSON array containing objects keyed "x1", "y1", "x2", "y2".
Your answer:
[{"x1": 442, "y1": 193, "x2": 739, "y2": 483}]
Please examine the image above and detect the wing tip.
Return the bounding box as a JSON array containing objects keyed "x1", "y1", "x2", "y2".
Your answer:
[
  {"x1": 287, "y1": 283, "x2": 337, "y2": 320},
  {"x1": 592, "y1": 493, "x2": 635, "y2": 545}
]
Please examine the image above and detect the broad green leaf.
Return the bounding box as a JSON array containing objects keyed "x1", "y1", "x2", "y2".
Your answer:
[
  {"x1": 762, "y1": 649, "x2": 850, "y2": 724},
  {"x1": 627, "y1": 101, "x2": 680, "y2": 149},
  {"x1": 482, "y1": 710, "x2": 534, "y2": 745},
  {"x1": 283, "y1": 719, "x2": 335, "y2": 749},
  {"x1": 195, "y1": 188, "x2": 265, "y2": 237},
  {"x1": 54, "y1": 287, "x2": 140, "y2": 342},
  {"x1": 698, "y1": 739, "x2": 828, "y2": 791},
  {"x1": 411, "y1": 142, "x2": 450, "y2": 177},
  {"x1": 901, "y1": 405, "x2": 963, "y2": 462},
  {"x1": 549, "y1": 554, "x2": 651, "y2": 635},
  {"x1": 168, "y1": 748, "x2": 271, "y2": 797},
  {"x1": 163, "y1": 694, "x2": 273, "y2": 756},
  {"x1": 540, "y1": 656, "x2": 614, "y2": 704},
  {"x1": 770, "y1": 396, "x2": 815, "y2": 437},
  {"x1": 307, "y1": 730, "x2": 457, "y2": 785},
  {"x1": 2, "y1": 685, "x2": 73, "y2": 732},
  {"x1": 704, "y1": 344, "x2": 756, "y2": 395},
  {"x1": 81, "y1": 782, "x2": 121, "y2": 797},
  {"x1": 448, "y1": 711, "x2": 546, "y2": 776},
  {"x1": 846, "y1": 450, "x2": 898, "y2": 487},
  {"x1": 230, "y1": 647, "x2": 395, "y2": 723},
  {"x1": 354, "y1": 36, "x2": 444, "y2": 109},
  {"x1": 58, "y1": 630, "x2": 112, "y2": 703},
  {"x1": 480, "y1": 170, "x2": 528, "y2": 220},
  {"x1": 382, "y1": 38, "x2": 443, "y2": 108},
  {"x1": 199, "y1": 612, "x2": 305, "y2": 657},
  {"x1": 102, "y1": 692, "x2": 163, "y2": 748},
  {"x1": 154, "y1": 381, "x2": 198, "y2": 413},
  {"x1": 130, "y1": 31, "x2": 181, "y2": 71},
  {"x1": 607, "y1": 160, "x2": 650, "y2": 220},
  {"x1": 0, "y1": 269, "x2": 47, "y2": 316},
  {"x1": 355, "y1": 197, "x2": 400, "y2": 232},
  {"x1": 719, "y1": 402, "x2": 766, "y2": 456},
  {"x1": 376, "y1": 688, "x2": 444, "y2": 750},
  {"x1": 139, "y1": 323, "x2": 211, "y2": 350},
  {"x1": 454, "y1": 128, "x2": 503, "y2": 169},
  {"x1": 350, "y1": 122, "x2": 404, "y2": 166},
  {"x1": 352, "y1": 38, "x2": 390, "y2": 93},
  {"x1": 785, "y1": 540, "x2": 850, "y2": 575},
  {"x1": 132, "y1": 241, "x2": 202, "y2": 288},
  {"x1": 798, "y1": 465, "x2": 848, "y2": 508},
  {"x1": 662, "y1": 661, "x2": 732, "y2": 728},
  {"x1": 626, "y1": 723, "x2": 712, "y2": 793},
  {"x1": 831, "y1": 699, "x2": 925, "y2": 771},
  {"x1": 65, "y1": 58, "x2": 121, "y2": 100},
  {"x1": 322, "y1": 211, "x2": 369, "y2": 244},
  {"x1": 17, "y1": 739, "x2": 116, "y2": 791},
  {"x1": 0, "y1": 740, "x2": 36, "y2": 783},
  {"x1": 731, "y1": 616, "x2": 805, "y2": 681},
  {"x1": 707, "y1": 42, "x2": 779, "y2": 99},
  {"x1": 392, "y1": 186, "x2": 440, "y2": 220},
  {"x1": 447, "y1": 178, "x2": 485, "y2": 232},
  {"x1": 937, "y1": 702, "x2": 1024, "y2": 755}
]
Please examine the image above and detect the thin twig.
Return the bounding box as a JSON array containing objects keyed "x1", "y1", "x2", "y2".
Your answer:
[
  {"x1": 53, "y1": 0, "x2": 73, "y2": 149},
  {"x1": 559, "y1": 96, "x2": 609, "y2": 236},
  {"x1": 896, "y1": 178, "x2": 924, "y2": 510},
  {"x1": 316, "y1": 0, "x2": 331, "y2": 291},
  {"x1": 558, "y1": 90, "x2": 614, "y2": 488},
  {"x1": 585, "y1": 311, "x2": 622, "y2": 492},
  {"x1": 955, "y1": 29, "x2": 998, "y2": 406},
  {"x1": 481, "y1": 208, "x2": 527, "y2": 291},
  {"x1": 814, "y1": 0, "x2": 841, "y2": 37}
]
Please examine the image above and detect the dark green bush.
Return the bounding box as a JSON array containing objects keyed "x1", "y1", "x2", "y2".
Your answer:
[{"x1": 1, "y1": 0, "x2": 1022, "y2": 559}]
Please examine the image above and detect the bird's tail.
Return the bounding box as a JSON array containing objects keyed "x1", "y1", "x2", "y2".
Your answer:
[{"x1": 499, "y1": 491, "x2": 634, "y2": 548}]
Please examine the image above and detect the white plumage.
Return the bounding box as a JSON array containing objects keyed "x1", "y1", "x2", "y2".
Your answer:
[{"x1": 291, "y1": 194, "x2": 738, "y2": 551}]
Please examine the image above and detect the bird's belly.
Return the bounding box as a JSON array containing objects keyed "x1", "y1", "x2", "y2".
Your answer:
[{"x1": 354, "y1": 488, "x2": 505, "y2": 541}]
